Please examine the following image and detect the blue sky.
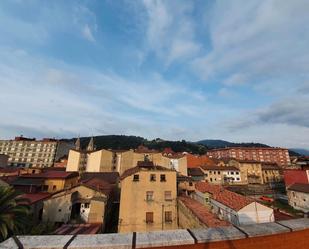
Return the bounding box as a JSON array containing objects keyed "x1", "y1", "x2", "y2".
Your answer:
[{"x1": 0, "y1": 0, "x2": 309, "y2": 149}]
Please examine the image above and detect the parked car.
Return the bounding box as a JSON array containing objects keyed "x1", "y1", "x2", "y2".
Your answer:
[{"x1": 259, "y1": 195, "x2": 274, "y2": 203}]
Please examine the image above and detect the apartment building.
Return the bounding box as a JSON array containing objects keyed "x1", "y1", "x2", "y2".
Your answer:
[
  {"x1": 207, "y1": 147, "x2": 290, "y2": 166},
  {"x1": 261, "y1": 163, "x2": 283, "y2": 184},
  {"x1": 200, "y1": 165, "x2": 242, "y2": 185},
  {"x1": 118, "y1": 161, "x2": 177, "y2": 233},
  {"x1": 0, "y1": 136, "x2": 74, "y2": 168}
]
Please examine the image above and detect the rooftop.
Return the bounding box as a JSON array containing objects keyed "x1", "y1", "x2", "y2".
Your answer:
[
  {"x1": 208, "y1": 147, "x2": 288, "y2": 151},
  {"x1": 21, "y1": 171, "x2": 79, "y2": 179},
  {"x1": 179, "y1": 196, "x2": 230, "y2": 227},
  {"x1": 288, "y1": 183, "x2": 309, "y2": 194},
  {"x1": 20, "y1": 192, "x2": 51, "y2": 204},
  {"x1": 187, "y1": 168, "x2": 204, "y2": 177},
  {"x1": 53, "y1": 223, "x2": 101, "y2": 235},
  {"x1": 80, "y1": 172, "x2": 119, "y2": 185},
  {"x1": 200, "y1": 165, "x2": 239, "y2": 171}
]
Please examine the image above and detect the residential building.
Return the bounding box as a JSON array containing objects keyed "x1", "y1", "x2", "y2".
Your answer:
[
  {"x1": 0, "y1": 136, "x2": 74, "y2": 168},
  {"x1": 284, "y1": 169, "x2": 309, "y2": 187},
  {"x1": 178, "y1": 195, "x2": 230, "y2": 229},
  {"x1": 261, "y1": 163, "x2": 283, "y2": 184},
  {"x1": 287, "y1": 183, "x2": 309, "y2": 212},
  {"x1": 67, "y1": 144, "x2": 188, "y2": 176},
  {"x1": 207, "y1": 147, "x2": 290, "y2": 166},
  {"x1": 118, "y1": 161, "x2": 177, "y2": 233},
  {"x1": 200, "y1": 165, "x2": 242, "y2": 185},
  {"x1": 193, "y1": 182, "x2": 274, "y2": 225},
  {"x1": 0, "y1": 154, "x2": 9, "y2": 167}
]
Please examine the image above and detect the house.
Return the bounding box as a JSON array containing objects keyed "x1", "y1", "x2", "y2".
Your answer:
[
  {"x1": 200, "y1": 165, "x2": 241, "y2": 185},
  {"x1": 118, "y1": 161, "x2": 177, "y2": 233},
  {"x1": 193, "y1": 182, "x2": 274, "y2": 225},
  {"x1": 287, "y1": 183, "x2": 309, "y2": 212}
]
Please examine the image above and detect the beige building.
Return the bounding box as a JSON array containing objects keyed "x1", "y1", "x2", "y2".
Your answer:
[
  {"x1": 200, "y1": 165, "x2": 242, "y2": 185},
  {"x1": 287, "y1": 183, "x2": 309, "y2": 212},
  {"x1": 0, "y1": 136, "x2": 73, "y2": 168},
  {"x1": 67, "y1": 145, "x2": 188, "y2": 176},
  {"x1": 118, "y1": 162, "x2": 178, "y2": 233}
]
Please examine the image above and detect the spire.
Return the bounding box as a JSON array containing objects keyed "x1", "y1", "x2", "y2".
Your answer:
[
  {"x1": 75, "y1": 137, "x2": 81, "y2": 151},
  {"x1": 87, "y1": 137, "x2": 95, "y2": 151}
]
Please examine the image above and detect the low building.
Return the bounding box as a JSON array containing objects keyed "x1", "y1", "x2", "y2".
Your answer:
[
  {"x1": 193, "y1": 182, "x2": 274, "y2": 225},
  {"x1": 287, "y1": 183, "x2": 309, "y2": 212},
  {"x1": 118, "y1": 161, "x2": 177, "y2": 233},
  {"x1": 200, "y1": 165, "x2": 242, "y2": 185},
  {"x1": 178, "y1": 195, "x2": 230, "y2": 229}
]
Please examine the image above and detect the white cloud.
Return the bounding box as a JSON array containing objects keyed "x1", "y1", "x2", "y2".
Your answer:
[
  {"x1": 142, "y1": 0, "x2": 200, "y2": 65},
  {"x1": 82, "y1": 24, "x2": 96, "y2": 42}
]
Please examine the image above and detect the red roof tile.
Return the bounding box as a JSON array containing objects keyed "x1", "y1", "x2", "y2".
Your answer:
[
  {"x1": 178, "y1": 196, "x2": 230, "y2": 227},
  {"x1": 284, "y1": 170, "x2": 309, "y2": 187},
  {"x1": 21, "y1": 193, "x2": 51, "y2": 204},
  {"x1": 186, "y1": 154, "x2": 217, "y2": 168},
  {"x1": 21, "y1": 171, "x2": 79, "y2": 179}
]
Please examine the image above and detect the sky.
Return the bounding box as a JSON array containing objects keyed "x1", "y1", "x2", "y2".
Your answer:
[{"x1": 0, "y1": 0, "x2": 309, "y2": 149}]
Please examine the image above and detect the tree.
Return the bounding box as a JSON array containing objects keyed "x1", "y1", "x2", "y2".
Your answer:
[{"x1": 0, "y1": 186, "x2": 30, "y2": 241}]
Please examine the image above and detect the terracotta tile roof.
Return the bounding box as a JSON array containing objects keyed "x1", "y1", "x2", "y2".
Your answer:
[
  {"x1": 21, "y1": 193, "x2": 51, "y2": 205},
  {"x1": 178, "y1": 196, "x2": 230, "y2": 227},
  {"x1": 187, "y1": 168, "x2": 204, "y2": 177},
  {"x1": 186, "y1": 154, "x2": 217, "y2": 168},
  {"x1": 22, "y1": 171, "x2": 79, "y2": 179},
  {"x1": 81, "y1": 177, "x2": 113, "y2": 196},
  {"x1": 195, "y1": 182, "x2": 254, "y2": 211},
  {"x1": 200, "y1": 165, "x2": 239, "y2": 171},
  {"x1": 53, "y1": 223, "x2": 101, "y2": 235},
  {"x1": 288, "y1": 183, "x2": 309, "y2": 193},
  {"x1": 284, "y1": 170, "x2": 309, "y2": 187}
]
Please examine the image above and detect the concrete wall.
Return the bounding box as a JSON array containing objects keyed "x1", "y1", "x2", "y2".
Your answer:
[
  {"x1": 66, "y1": 150, "x2": 81, "y2": 172},
  {"x1": 178, "y1": 199, "x2": 206, "y2": 229},
  {"x1": 118, "y1": 169, "x2": 178, "y2": 233},
  {"x1": 86, "y1": 149, "x2": 114, "y2": 172}
]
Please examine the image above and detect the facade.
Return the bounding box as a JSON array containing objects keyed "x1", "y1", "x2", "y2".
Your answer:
[
  {"x1": 200, "y1": 165, "x2": 242, "y2": 185},
  {"x1": 67, "y1": 145, "x2": 188, "y2": 176},
  {"x1": 207, "y1": 147, "x2": 290, "y2": 166},
  {"x1": 193, "y1": 182, "x2": 274, "y2": 225},
  {"x1": 287, "y1": 183, "x2": 309, "y2": 212},
  {"x1": 187, "y1": 168, "x2": 205, "y2": 181},
  {"x1": 118, "y1": 162, "x2": 177, "y2": 233},
  {"x1": 0, "y1": 154, "x2": 9, "y2": 167},
  {"x1": 261, "y1": 163, "x2": 283, "y2": 184},
  {"x1": 0, "y1": 136, "x2": 74, "y2": 168},
  {"x1": 227, "y1": 160, "x2": 263, "y2": 184}
]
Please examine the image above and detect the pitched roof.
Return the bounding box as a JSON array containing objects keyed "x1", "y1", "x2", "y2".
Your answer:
[
  {"x1": 195, "y1": 182, "x2": 254, "y2": 211},
  {"x1": 186, "y1": 154, "x2": 217, "y2": 168},
  {"x1": 262, "y1": 163, "x2": 281, "y2": 170},
  {"x1": 288, "y1": 183, "x2": 309, "y2": 193},
  {"x1": 81, "y1": 172, "x2": 119, "y2": 185},
  {"x1": 283, "y1": 170, "x2": 309, "y2": 187},
  {"x1": 187, "y1": 168, "x2": 204, "y2": 177},
  {"x1": 53, "y1": 223, "x2": 101, "y2": 235},
  {"x1": 11, "y1": 177, "x2": 45, "y2": 186},
  {"x1": 21, "y1": 193, "x2": 51, "y2": 204},
  {"x1": 21, "y1": 171, "x2": 79, "y2": 179},
  {"x1": 81, "y1": 177, "x2": 113, "y2": 196},
  {"x1": 178, "y1": 196, "x2": 230, "y2": 227},
  {"x1": 120, "y1": 164, "x2": 173, "y2": 180}
]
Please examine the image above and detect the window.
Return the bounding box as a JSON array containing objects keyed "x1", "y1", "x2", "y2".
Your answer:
[
  {"x1": 58, "y1": 209, "x2": 62, "y2": 212},
  {"x1": 165, "y1": 211, "x2": 172, "y2": 223},
  {"x1": 146, "y1": 212, "x2": 153, "y2": 223},
  {"x1": 133, "y1": 174, "x2": 139, "y2": 181},
  {"x1": 236, "y1": 178, "x2": 240, "y2": 181},
  {"x1": 236, "y1": 172, "x2": 239, "y2": 175},
  {"x1": 160, "y1": 174, "x2": 166, "y2": 182},
  {"x1": 231, "y1": 172, "x2": 234, "y2": 175},
  {"x1": 218, "y1": 171, "x2": 221, "y2": 175},
  {"x1": 146, "y1": 191, "x2": 154, "y2": 201},
  {"x1": 210, "y1": 178, "x2": 213, "y2": 182},
  {"x1": 84, "y1": 203, "x2": 90, "y2": 208},
  {"x1": 165, "y1": 191, "x2": 172, "y2": 201},
  {"x1": 214, "y1": 171, "x2": 216, "y2": 175},
  {"x1": 150, "y1": 174, "x2": 156, "y2": 181},
  {"x1": 52, "y1": 185, "x2": 57, "y2": 191},
  {"x1": 189, "y1": 182, "x2": 193, "y2": 186}
]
